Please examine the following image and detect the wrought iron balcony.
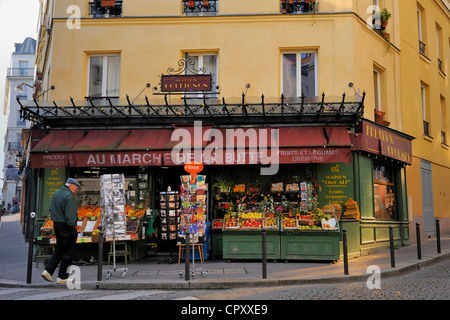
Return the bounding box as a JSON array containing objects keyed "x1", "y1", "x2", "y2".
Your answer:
[
  {"x1": 423, "y1": 120, "x2": 430, "y2": 136},
  {"x1": 7, "y1": 68, "x2": 34, "y2": 78},
  {"x1": 438, "y1": 58, "x2": 446, "y2": 75},
  {"x1": 281, "y1": 0, "x2": 318, "y2": 14},
  {"x1": 419, "y1": 41, "x2": 426, "y2": 56},
  {"x1": 89, "y1": 1, "x2": 123, "y2": 18},
  {"x1": 8, "y1": 142, "x2": 23, "y2": 152},
  {"x1": 442, "y1": 130, "x2": 447, "y2": 145},
  {"x1": 183, "y1": 0, "x2": 218, "y2": 16}
]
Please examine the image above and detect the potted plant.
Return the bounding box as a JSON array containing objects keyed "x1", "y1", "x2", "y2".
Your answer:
[
  {"x1": 202, "y1": 0, "x2": 209, "y2": 8},
  {"x1": 212, "y1": 176, "x2": 235, "y2": 194},
  {"x1": 188, "y1": 1, "x2": 196, "y2": 9},
  {"x1": 380, "y1": 8, "x2": 391, "y2": 29}
]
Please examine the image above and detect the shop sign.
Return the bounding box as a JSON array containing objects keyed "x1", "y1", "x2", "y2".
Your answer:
[
  {"x1": 30, "y1": 151, "x2": 164, "y2": 168},
  {"x1": 357, "y1": 120, "x2": 412, "y2": 164},
  {"x1": 161, "y1": 75, "x2": 212, "y2": 92},
  {"x1": 165, "y1": 147, "x2": 351, "y2": 165}
]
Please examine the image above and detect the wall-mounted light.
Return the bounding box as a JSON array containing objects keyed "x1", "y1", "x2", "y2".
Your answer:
[{"x1": 15, "y1": 83, "x2": 34, "y2": 93}]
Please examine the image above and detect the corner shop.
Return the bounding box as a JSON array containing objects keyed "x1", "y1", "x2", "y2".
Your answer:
[{"x1": 18, "y1": 88, "x2": 414, "y2": 262}]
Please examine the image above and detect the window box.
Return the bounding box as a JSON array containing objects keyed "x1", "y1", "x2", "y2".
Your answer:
[
  {"x1": 281, "y1": 0, "x2": 318, "y2": 14},
  {"x1": 90, "y1": 1, "x2": 122, "y2": 18},
  {"x1": 183, "y1": 0, "x2": 218, "y2": 15}
]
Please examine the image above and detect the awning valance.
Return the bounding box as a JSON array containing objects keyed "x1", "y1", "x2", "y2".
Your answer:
[{"x1": 30, "y1": 126, "x2": 352, "y2": 168}]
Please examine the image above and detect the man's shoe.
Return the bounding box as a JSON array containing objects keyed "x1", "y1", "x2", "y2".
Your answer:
[
  {"x1": 41, "y1": 270, "x2": 53, "y2": 282},
  {"x1": 56, "y1": 277, "x2": 74, "y2": 284}
]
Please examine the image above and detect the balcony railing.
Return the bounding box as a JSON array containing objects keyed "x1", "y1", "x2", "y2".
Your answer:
[
  {"x1": 183, "y1": 0, "x2": 218, "y2": 16},
  {"x1": 423, "y1": 120, "x2": 430, "y2": 136},
  {"x1": 442, "y1": 130, "x2": 447, "y2": 145},
  {"x1": 7, "y1": 68, "x2": 34, "y2": 78},
  {"x1": 419, "y1": 41, "x2": 426, "y2": 56},
  {"x1": 438, "y1": 58, "x2": 446, "y2": 75},
  {"x1": 89, "y1": 1, "x2": 123, "y2": 18},
  {"x1": 281, "y1": 0, "x2": 318, "y2": 14},
  {"x1": 8, "y1": 142, "x2": 23, "y2": 152}
]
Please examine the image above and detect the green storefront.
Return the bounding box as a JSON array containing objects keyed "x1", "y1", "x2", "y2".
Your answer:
[{"x1": 213, "y1": 119, "x2": 414, "y2": 261}]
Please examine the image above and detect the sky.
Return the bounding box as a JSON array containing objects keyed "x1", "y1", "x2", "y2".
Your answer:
[{"x1": 0, "y1": 0, "x2": 40, "y2": 181}]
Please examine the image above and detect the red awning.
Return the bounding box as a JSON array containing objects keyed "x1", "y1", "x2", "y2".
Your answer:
[{"x1": 30, "y1": 126, "x2": 352, "y2": 168}]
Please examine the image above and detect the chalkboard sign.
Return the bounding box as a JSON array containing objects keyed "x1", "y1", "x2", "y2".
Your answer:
[
  {"x1": 317, "y1": 163, "x2": 354, "y2": 210},
  {"x1": 39, "y1": 168, "x2": 66, "y2": 218}
]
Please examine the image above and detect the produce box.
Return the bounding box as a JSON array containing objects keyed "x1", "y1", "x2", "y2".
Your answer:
[
  {"x1": 281, "y1": 213, "x2": 297, "y2": 230},
  {"x1": 263, "y1": 213, "x2": 278, "y2": 229},
  {"x1": 212, "y1": 219, "x2": 224, "y2": 230}
]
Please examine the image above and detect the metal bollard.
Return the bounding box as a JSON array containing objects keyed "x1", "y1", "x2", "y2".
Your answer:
[
  {"x1": 97, "y1": 227, "x2": 104, "y2": 285},
  {"x1": 343, "y1": 228, "x2": 349, "y2": 275},
  {"x1": 416, "y1": 223, "x2": 421, "y2": 260},
  {"x1": 262, "y1": 228, "x2": 267, "y2": 279},
  {"x1": 389, "y1": 226, "x2": 395, "y2": 268},
  {"x1": 185, "y1": 232, "x2": 190, "y2": 281},
  {"x1": 26, "y1": 212, "x2": 36, "y2": 284},
  {"x1": 436, "y1": 219, "x2": 441, "y2": 254}
]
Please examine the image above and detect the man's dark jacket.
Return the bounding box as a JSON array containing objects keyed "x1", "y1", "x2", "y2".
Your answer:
[{"x1": 50, "y1": 185, "x2": 77, "y2": 228}]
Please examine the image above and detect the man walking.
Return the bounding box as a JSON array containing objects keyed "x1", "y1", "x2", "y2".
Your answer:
[{"x1": 41, "y1": 178, "x2": 81, "y2": 284}]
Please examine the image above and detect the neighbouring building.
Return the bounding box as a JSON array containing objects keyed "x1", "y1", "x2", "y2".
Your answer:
[{"x1": 2, "y1": 37, "x2": 36, "y2": 213}]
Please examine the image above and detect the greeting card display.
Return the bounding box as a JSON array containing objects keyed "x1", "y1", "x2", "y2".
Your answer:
[
  {"x1": 178, "y1": 175, "x2": 207, "y2": 239},
  {"x1": 100, "y1": 174, "x2": 127, "y2": 240}
]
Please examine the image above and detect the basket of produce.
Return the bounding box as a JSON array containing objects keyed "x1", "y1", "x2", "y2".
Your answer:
[
  {"x1": 270, "y1": 182, "x2": 284, "y2": 193},
  {"x1": 296, "y1": 213, "x2": 320, "y2": 226},
  {"x1": 212, "y1": 219, "x2": 224, "y2": 230},
  {"x1": 83, "y1": 217, "x2": 101, "y2": 236},
  {"x1": 285, "y1": 182, "x2": 300, "y2": 192},
  {"x1": 263, "y1": 213, "x2": 279, "y2": 229},
  {"x1": 321, "y1": 213, "x2": 339, "y2": 230},
  {"x1": 40, "y1": 217, "x2": 54, "y2": 235},
  {"x1": 232, "y1": 183, "x2": 246, "y2": 193},
  {"x1": 281, "y1": 213, "x2": 297, "y2": 230},
  {"x1": 322, "y1": 203, "x2": 342, "y2": 220},
  {"x1": 126, "y1": 217, "x2": 141, "y2": 234},
  {"x1": 223, "y1": 217, "x2": 239, "y2": 230}
]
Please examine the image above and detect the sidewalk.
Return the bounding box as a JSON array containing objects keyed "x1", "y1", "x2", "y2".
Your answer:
[{"x1": 1, "y1": 213, "x2": 449, "y2": 290}]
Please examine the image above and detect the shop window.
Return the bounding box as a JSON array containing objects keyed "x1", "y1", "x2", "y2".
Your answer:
[
  {"x1": 282, "y1": 52, "x2": 317, "y2": 98},
  {"x1": 87, "y1": 54, "x2": 121, "y2": 99},
  {"x1": 373, "y1": 162, "x2": 396, "y2": 220}
]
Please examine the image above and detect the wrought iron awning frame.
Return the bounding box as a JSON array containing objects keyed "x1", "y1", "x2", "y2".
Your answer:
[{"x1": 18, "y1": 91, "x2": 365, "y2": 130}]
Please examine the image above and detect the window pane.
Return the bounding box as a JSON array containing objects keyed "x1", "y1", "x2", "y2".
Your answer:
[
  {"x1": 203, "y1": 55, "x2": 217, "y2": 86},
  {"x1": 301, "y1": 53, "x2": 315, "y2": 97},
  {"x1": 106, "y1": 56, "x2": 120, "y2": 97},
  {"x1": 283, "y1": 54, "x2": 297, "y2": 97},
  {"x1": 186, "y1": 56, "x2": 199, "y2": 75},
  {"x1": 373, "y1": 163, "x2": 396, "y2": 220},
  {"x1": 89, "y1": 57, "x2": 103, "y2": 97}
]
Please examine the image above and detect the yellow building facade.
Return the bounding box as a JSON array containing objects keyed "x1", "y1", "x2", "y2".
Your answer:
[
  {"x1": 399, "y1": 0, "x2": 450, "y2": 238},
  {"x1": 30, "y1": 0, "x2": 448, "y2": 247}
]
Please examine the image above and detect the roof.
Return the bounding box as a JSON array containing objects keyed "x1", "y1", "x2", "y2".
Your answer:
[{"x1": 14, "y1": 38, "x2": 36, "y2": 55}]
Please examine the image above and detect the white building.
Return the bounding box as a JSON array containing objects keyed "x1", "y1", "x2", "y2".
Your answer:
[{"x1": 2, "y1": 37, "x2": 36, "y2": 212}]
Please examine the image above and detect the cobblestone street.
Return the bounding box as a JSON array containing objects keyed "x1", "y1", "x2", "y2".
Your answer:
[{"x1": 194, "y1": 258, "x2": 450, "y2": 300}]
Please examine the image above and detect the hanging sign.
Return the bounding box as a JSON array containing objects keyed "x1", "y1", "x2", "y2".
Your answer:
[
  {"x1": 184, "y1": 161, "x2": 203, "y2": 182},
  {"x1": 161, "y1": 75, "x2": 212, "y2": 92}
]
